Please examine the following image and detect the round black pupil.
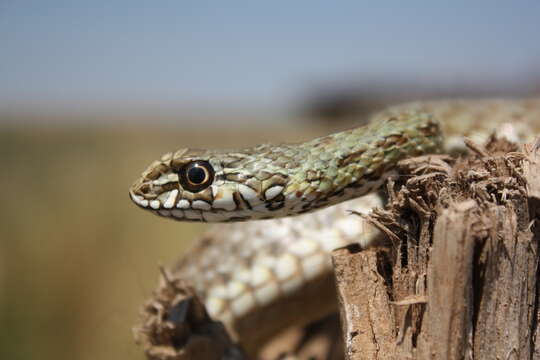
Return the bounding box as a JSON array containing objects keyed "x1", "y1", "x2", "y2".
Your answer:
[{"x1": 188, "y1": 166, "x2": 206, "y2": 184}]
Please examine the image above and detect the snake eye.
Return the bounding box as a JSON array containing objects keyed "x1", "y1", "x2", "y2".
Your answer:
[{"x1": 179, "y1": 160, "x2": 215, "y2": 192}]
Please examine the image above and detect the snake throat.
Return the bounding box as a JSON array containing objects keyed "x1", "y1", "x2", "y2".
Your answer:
[{"x1": 129, "y1": 110, "x2": 442, "y2": 222}]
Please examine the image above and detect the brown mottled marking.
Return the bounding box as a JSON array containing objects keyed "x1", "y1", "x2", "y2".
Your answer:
[
  {"x1": 384, "y1": 134, "x2": 408, "y2": 146},
  {"x1": 193, "y1": 187, "x2": 214, "y2": 203},
  {"x1": 233, "y1": 191, "x2": 252, "y2": 210},
  {"x1": 338, "y1": 148, "x2": 367, "y2": 167}
]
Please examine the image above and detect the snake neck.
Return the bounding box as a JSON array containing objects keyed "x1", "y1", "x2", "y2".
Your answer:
[{"x1": 281, "y1": 111, "x2": 442, "y2": 214}]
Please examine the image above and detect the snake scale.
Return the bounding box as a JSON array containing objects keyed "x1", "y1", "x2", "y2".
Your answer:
[{"x1": 130, "y1": 98, "x2": 540, "y2": 354}]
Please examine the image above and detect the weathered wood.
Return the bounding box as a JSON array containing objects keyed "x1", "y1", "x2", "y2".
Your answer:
[
  {"x1": 336, "y1": 138, "x2": 540, "y2": 360},
  {"x1": 333, "y1": 246, "x2": 396, "y2": 359},
  {"x1": 472, "y1": 205, "x2": 535, "y2": 358},
  {"x1": 134, "y1": 268, "x2": 246, "y2": 360},
  {"x1": 521, "y1": 141, "x2": 540, "y2": 360},
  {"x1": 418, "y1": 201, "x2": 476, "y2": 360}
]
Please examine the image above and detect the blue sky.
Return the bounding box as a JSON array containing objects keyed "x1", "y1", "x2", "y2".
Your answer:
[{"x1": 1, "y1": 1, "x2": 539, "y2": 117}]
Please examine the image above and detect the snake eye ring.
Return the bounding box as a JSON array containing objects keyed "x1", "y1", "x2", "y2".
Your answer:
[{"x1": 179, "y1": 160, "x2": 215, "y2": 192}]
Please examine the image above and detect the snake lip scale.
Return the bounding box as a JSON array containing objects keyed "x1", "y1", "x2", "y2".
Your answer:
[{"x1": 129, "y1": 110, "x2": 442, "y2": 222}]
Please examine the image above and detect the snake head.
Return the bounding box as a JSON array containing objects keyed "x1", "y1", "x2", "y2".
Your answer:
[{"x1": 129, "y1": 146, "x2": 291, "y2": 222}]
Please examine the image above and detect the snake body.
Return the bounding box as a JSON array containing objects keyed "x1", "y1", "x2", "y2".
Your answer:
[{"x1": 130, "y1": 98, "x2": 540, "y2": 354}]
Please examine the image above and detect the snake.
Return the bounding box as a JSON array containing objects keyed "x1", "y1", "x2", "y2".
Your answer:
[{"x1": 129, "y1": 98, "x2": 540, "y2": 356}]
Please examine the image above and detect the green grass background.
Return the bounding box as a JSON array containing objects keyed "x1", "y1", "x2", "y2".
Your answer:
[{"x1": 0, "y1": 121, "x2": 325, "y2": 360}]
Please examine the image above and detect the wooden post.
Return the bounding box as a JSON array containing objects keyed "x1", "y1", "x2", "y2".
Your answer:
[{"x1": 333, "y1": 139, "x2": 540, "y2": 359}]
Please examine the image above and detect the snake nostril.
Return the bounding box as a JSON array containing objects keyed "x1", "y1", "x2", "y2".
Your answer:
[
  {"x1": 139, "y1": 183, "x2": 151, "y2": 194},
  {"x1": 131, "y1": 181, "x2": 152, "y2": 197}
]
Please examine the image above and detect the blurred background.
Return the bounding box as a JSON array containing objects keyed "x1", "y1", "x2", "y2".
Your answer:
[{"x1": 1, "y1": 1, "x2": 539, "y2": 359}]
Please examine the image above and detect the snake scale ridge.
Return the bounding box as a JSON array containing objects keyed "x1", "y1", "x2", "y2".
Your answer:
[{"x1": 129, "y1": 98, "x2": 540, "y2": 352}]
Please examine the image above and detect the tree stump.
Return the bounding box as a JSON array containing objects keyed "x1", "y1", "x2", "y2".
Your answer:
[{"x1": 333, "y1": 138, "x2": 540, "y2": 359}]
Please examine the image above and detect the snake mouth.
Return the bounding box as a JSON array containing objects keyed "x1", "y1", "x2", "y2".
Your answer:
[
  {"x1": 129, "y1": 173, "x2": 233, "y2": 222},
  {"x1": 129, "y1": 189, "x2": 252, "y2": 222},
  {"x1": 129, "y1": 177, "x2": 184, "y2": 212},
  {"x1": 129, "y1": 188, "x2": 205, "y2": 221}
]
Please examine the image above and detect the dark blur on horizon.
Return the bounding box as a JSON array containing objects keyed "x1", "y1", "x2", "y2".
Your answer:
[{"x1": 1, "y1": 2, "x2": 540, "y2": 360}]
